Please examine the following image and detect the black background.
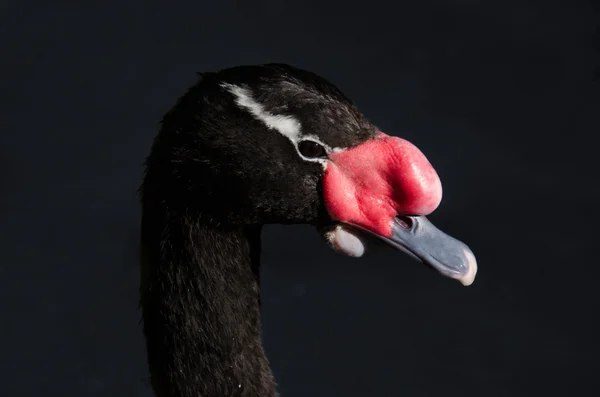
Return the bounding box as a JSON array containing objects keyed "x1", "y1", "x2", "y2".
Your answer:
[{"x1": 2, "y1": 1, "x2": 599, "y2": 396}]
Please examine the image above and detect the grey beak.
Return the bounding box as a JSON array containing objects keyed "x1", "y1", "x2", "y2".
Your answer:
[{"x1": 357, "y1": 216, "x2": 478, "y2": 286}]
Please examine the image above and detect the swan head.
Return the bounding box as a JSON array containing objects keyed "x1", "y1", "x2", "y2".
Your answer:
[{"x1": 144, "y1": 63, "x2": 477, "y2": 286}]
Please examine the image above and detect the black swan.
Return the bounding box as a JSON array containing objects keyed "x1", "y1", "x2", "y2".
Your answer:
[{"x1": 139, "y1": 63, "x2": 477, "y2": 397}]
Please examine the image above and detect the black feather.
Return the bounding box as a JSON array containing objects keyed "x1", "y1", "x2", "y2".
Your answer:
[{"x1": 139, "y1": 63, "x2": 376, "y2": 397}]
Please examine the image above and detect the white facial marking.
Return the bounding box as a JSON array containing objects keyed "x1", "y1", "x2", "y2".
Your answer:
[
  {"x1": 224, "y1": 84, "x2": 301, "y2": 140},
  {"x1": 221, "y1": 83, "x2": 333, "y2": 167}
]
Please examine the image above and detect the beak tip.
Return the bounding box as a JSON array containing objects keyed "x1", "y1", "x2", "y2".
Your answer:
[{"x1": 455, "y1": 248, "x2": 478, "y2": 286}]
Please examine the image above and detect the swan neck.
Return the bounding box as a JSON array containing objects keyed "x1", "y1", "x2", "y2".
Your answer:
[{"x1": 140, "y1": 211, "x2": 276, "y2": 397}]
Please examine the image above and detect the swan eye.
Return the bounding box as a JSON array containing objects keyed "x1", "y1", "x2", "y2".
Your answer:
[{"x1": 298, "y1": 140, "x2": 328, "y2": 159}]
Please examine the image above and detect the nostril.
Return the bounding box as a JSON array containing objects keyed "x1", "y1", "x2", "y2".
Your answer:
[{"x1": 395, "y1": 215, "x2": 413, "y2": 229}]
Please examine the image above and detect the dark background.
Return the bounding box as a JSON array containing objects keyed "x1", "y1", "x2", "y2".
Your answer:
[{"x1": 1, "y1": 1, "x2": 599, "y2": 396}]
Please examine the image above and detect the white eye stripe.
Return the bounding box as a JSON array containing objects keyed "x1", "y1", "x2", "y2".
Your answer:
[{"x1": 221, "y1": 83, "x2": 332, "y2": 166}]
